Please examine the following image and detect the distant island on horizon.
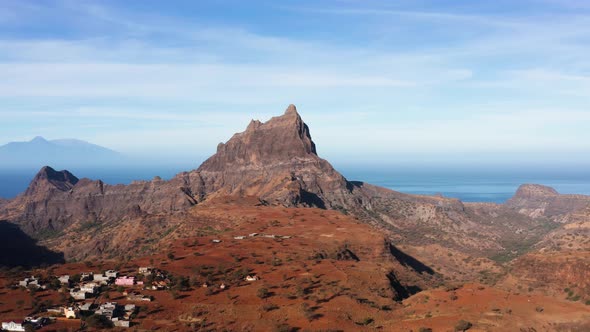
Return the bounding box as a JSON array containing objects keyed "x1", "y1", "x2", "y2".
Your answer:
[{"x1": 0, "y1": 136, "x2": 121, "y2": 169}]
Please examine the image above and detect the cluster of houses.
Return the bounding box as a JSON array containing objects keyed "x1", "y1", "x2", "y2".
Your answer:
[
  {"x1": 18, "y1": 276, "x2": 44, "y2": 290},
  {"x1": 2, "y1": 264, "x2": 263, "y2": 331},
  {"x1": 2, "y1": 267, "x2": 172, "y2": 331},
  {"x1": 62, "y1": 270, "x2": 119, "y2": 300},
  {"x1": 95, "y1": 302, "x2": 136, "y2": 328},
  {"x1": 47, "y1": 301, "x2": 136, "y2": 328},
  {"x1": 233, "y1": 233, "x2": 292, "y2": 240},
  {"x1": 1, "y1": 317, "x2": 49, "y2": 332}
]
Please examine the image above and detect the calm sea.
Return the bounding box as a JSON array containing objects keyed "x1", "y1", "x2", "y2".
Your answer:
[{"x1": 1, "y1": 165, "x2": 589, "y2": 203}]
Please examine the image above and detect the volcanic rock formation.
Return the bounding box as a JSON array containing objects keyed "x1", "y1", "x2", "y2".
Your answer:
[
  {"x1": 1, "y1": 104, "x2": 590, "y2": 263},
  {"x1": 506, "y1": 184, "x2": 590, "y2": 220}
]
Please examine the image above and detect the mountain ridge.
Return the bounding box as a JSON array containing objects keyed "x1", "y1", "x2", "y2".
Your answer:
[{"x1": 1, "y1": 105, "x2": 589, "y2": 264}]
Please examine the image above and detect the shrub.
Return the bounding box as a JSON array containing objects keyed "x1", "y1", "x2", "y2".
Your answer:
[
  {"x1": 85, "y1": 314, "x2": 113, "y2": 329},
  {"x1": 274, "y1": 323, "x2": 296, "y2": 332},
  {"x1": 356, "y1": 317, "x2": 374, "y2": 326},
  {"x1": 262, "y1": 303, "x2": 279, "y2": 312},
  {"x1": 419, "y1": 328, "x2": 433, "y2": 332},
  {"x1": 454, "y1": 320, "x2": 472, "y2": 331},
  {"x1": 257, "y1": 287, "x2": 270, "y2": 299}
]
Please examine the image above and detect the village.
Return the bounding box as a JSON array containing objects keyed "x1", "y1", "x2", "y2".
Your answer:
[
  {"x1": 1, "y1": 263, "x2": 261, "y2": 331},
  {"x1": 0, "y1": 231, "x2": 293, "y2": 331}
]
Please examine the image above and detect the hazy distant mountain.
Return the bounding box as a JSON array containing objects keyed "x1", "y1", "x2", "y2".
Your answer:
[{"x1": 0, "y1": 136, "x2": 122, "y2": 168}]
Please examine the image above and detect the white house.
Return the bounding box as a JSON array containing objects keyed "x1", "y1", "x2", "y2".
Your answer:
[
  {"x1": 64, "y1": 307, "x2": 78, "y2": 319},
  {"x1": 1, "y1": 321, "x2": 25, "y2": 332},
  {"x1": 93, "y1": 273, "x2": 110, "y2": 284},
  {"x1": 19, "y1": 277, "x2": 40, "y2": 288},
  {"x1": 79, "y1": 283, "x2": 98, "y2": 294},
  {"x1": 79, "y1": 302, "x2": 93, "y2": 311},
  {"x1": 112, "y1": 318, "x2": 130, "y2": 328},
  {"x1": 70, "y1": 290, "x2": 90, "y2": 300},
  {"x1": 245, "y1": 275, "x2": 259, "y2": 282},
  {"x1": 105, "y1": 270, "x2": 119, "y2": 278},
  {"x1": 96, "y1": 302, "x2": 118, "y2": 320},
  {"x1": 80, "y1": 272, "x2": 93, "y2": 281},
  {"x1": 58, "y1": 275, "x2": 70, "y2": 284}
]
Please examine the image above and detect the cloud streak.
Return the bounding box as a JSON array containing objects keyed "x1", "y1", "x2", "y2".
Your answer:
[{"x1": 0, "y1": 0, "x2": 589, "y2": 164}]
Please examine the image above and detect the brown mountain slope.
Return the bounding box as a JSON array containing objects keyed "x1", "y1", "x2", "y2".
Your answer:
[{"x1": 499, "y1": 206, "x2": 590, "y2": 299}]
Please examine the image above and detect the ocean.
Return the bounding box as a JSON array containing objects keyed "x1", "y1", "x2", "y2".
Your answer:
[
  {"x1": 1, "y1": 165, "x2": 589, "y2": 203},
  {"x1": 337, "y1": 166, "x2": 590, "y2": 203}
]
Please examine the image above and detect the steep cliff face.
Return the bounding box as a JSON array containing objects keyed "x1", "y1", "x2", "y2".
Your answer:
[
  {"x1": 195, "y1": 104, "x2": 353, "y2": 208},
  {"x1": 24, "y1": 166, "x2": 79, "y2": 196}
]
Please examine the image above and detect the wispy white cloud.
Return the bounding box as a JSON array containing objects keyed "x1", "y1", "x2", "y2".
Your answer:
[
  {"x1": 0, "y1": 0, "x2": 589, "y2": 164},
  {"x1": 279, "y1": 5, "x2": 526, "y2": 29}
]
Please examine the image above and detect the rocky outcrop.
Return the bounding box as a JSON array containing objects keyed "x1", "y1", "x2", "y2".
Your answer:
[
  {"x1": 506, "y1": 184, "x2": 590, "y2": 220},
  {"x1": 196, "y1": 104, "x2": 353, "y2": 208},
  {"x1": 24, "y1": 166, "x2": 79, "y2": 196}
]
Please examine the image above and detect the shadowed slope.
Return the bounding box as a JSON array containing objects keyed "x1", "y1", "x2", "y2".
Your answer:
[{"x1": 0, "y1": 221, "x2": 64, "y2": 267}]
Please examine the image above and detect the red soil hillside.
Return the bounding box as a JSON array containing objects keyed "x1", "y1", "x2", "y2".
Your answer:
[{"x1": 2, "y1": 200, "x2": 588, "y2": 331}]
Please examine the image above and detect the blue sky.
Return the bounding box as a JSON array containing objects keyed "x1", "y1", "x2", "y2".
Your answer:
[{"x1": 1, "y1": 0, "x2": 589, "y2": 167}]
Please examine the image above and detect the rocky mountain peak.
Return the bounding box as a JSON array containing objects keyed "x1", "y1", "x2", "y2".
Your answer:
[
  {"x1": 284, "y1": 103, "x2": 298, "y2": 115},
  {"x1": 199, "y1": 104, "x2": 317, "y2": 172},
  {"x1": 24, "y1": 166, "x2": 79, "y2": 196}
]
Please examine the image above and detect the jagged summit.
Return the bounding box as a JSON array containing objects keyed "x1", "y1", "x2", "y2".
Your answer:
[
  {"x1": 199, "y1": 104, "x2": 317, "y2": 172},
  {"x1": 284, "y1": 103, "x2": 298, "y2": 115},
  {"x1": 24, "y1": 166, "x2": 79, "y2": 196}
]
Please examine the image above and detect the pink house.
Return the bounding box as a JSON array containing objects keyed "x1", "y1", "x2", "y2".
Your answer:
[{"x1": 115, "y1": 276, "x2": 135, "y2": 286}]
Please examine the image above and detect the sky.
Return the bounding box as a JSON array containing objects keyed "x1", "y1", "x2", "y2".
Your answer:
[{"x1": 1, "y1": 0, "x2": 589, "y2": 168}]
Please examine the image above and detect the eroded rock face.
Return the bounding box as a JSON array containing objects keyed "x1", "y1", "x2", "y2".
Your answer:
[
  {"x1": 506, "y1": 184, "x2": 590, "y2": 220},
  {"x1": 196, "y1": 104, "x2": 352, "y2": 207},
  {"x1": 200, "y1": 104, "x2": 317, "y2": 170},
  {"x1": 24, "y1": 166, "x2": 79, "y2": 196},
  {"x1": 512, "y1": 184, "x2": 559, "y2": 199}
]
